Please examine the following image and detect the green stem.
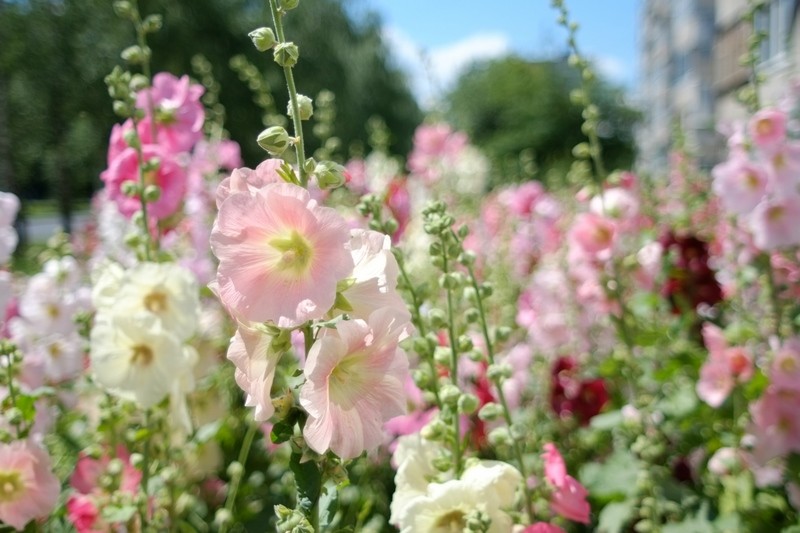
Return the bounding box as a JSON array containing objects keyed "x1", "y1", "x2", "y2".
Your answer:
[
  {"x1": 268, "y1": 0, "x2": 308, "y2": 186},
  {"x1": 139, "y1": 409, "x2": 152, "y2": 530},
  {"x1": 3, "y1": 350, "x2": 23, "y2": 439},
  {"x1": 456, "y1": 237, "x2": 534, "y2": 521},
  {"x1": 220, "y1": 422, "x2": 259, "y2": 533},
  {"x1": 763, "y1": 253, "x2": 784, "y2": 337},
  {"x1": 440, "y1": 235, "x2": 462, "y2": 477}
]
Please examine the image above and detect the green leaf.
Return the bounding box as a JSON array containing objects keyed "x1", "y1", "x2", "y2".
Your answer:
[
  {"x1": 270, "y1": 420, "x2": 295, "y2": 444},
  {"x1": 193, "y1": 421, "x2": 221, "y2": 444},
  {"x1": 579, "y1": 450, "x2": 640, "y2": 499},
  {"x1": 289, "y1": 451, "x2": 321, "y2": 518},
  {"x1": 319, "y1": 483, "x2": 340, "y2": 530},
  {"x1": 589, "y1": 410, "x2": 624, "y2": 431},
  {"x1": 597, "y1": 499, "x2": 636, "y2": 533},
  {"x1": 101, "y1": 505, "x2": 137, "y2": 523},
  {"x1": 14, "y1": 394, "x2": 36, "y2": 424},
  {"x1": 656, "y1": 382, "x2": 697, "y2": 418},
  {"x1": 662, "y1": 501, "x2": 714, "y2": 533}
]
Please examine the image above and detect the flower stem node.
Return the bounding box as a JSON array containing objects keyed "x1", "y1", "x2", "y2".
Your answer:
[
  {"x1": 257, "y1": 126, "x2": 291, "y2": 155},
  {"x1": 287, "y1": 94, "x2": 313, "y2": 120},
  {"x1": 273, "y1": 42, "x2": 299, "y2": 68},
  {"x1": 249, "y1": 27, "x2": 277, "y2": 52},
  {"x1": 313, "y1": 160, "x2": 346, "y2": 190}
]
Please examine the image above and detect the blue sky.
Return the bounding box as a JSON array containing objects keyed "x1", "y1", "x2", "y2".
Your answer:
[{"x1": 353, "y1": 0, "x2": 640, "y2": 107}]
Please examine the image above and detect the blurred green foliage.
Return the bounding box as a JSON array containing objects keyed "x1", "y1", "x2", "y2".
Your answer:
[{"x1": 446, "y1": 56, "x2": 641, "y2": 189}]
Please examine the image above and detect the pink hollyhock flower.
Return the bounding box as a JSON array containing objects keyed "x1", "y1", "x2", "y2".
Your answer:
[
  {"x1": 0, "y1": 440, "x2": 60, "y2": 530},
  {"x1": 749, "y1": 387, "x2": 800, "y2": 460},
  {"x1": 506, "y1": 181, "x2": 544, "y2": 217},
  {"x1": 407, "y1": 123, "x2": 468, "y2": 184},
  {"x1": 770, "y1": 337, "x2": 800, "y2": 392},
  {"x1": 211, "y1": 181, "x2": 353, "y2": 325},
  {"x1": 340, "y1": 229, "x2": 410, "y2": 323},
  {"x1": 300, "y1": 307, "x2": 410, "y2": 459},
  {"x1": 570, "y1": 212, "x2": 617, "y2": 255},
  {"x1": 70, "y1": 446, "x2": 141, "y2": 496},
  {"x1": 136, "y1": 72, "x2": 205, "y2": 153},
  {"x1": 749, "y1": 194, "x2": 800, "y2": 250},
  {"x1": 66, "y1": 494, "x2": 102, "y2": 533},
  {"x1": 696, "y1": 323, "x2": 753, "y2": 407},
  {"x1": 101, "y1": 145, "x2": 187, "y2": 220},
  {"x1": 712, "y1": 156, "x2": 768, "y2": 215},
  {"x1": 385, "y1": 178, "x2": 411, "y2": 242},
  {"x1": 749, "y1": 107, "x2": 787, "y2": 152},
  {"x1": 226, "y1": 321, "x2": 283, "y2": 422},
  {"x1": 542, "y1": 443, "x2": 591, "y2": 524},
  {"x1": 764, "y1": 141, "x2": 800, "y2": 198},
  {"x1": 522, "y1": 524, "x2": 567, "y2": 533},
  {"x1": 215, "y1": 159, "x2": 282, "y2": 208}
]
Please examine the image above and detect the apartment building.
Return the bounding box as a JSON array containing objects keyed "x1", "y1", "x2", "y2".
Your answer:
[{"x1": 638, "y1": 0, "x2": 799, "y2": 173}]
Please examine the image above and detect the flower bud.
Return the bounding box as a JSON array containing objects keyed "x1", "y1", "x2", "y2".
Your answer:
[
  {"x1": 226, "y1": 461, "x2": 244, "y2": 480},
  {"x1": 121, "y1": 45, "x2": 150, "y2": 65},
  {"x1": 287, "y1": 94, "x2": 313, "y2": 120},
  {"x1": 121, "y1": 181, "x2": 140, "y2": 198},
  {"x1": 249, "y1": 27, "x2": 277, "y2": 52},
  {"x1": 141, "y1": 14, "x2": 162, "y2": 33},
  {"x1": 257, "y1": 126, "x2": 291, "y2": 155},
  {"x1": 313, "y1": 160, "x2": 346, "y2": 189},
  {"x1": 478, "y1": 402, "x2": 503, "y2": 421},
  {"x1": 487, "y1": 363, "x2": 513, "y2": 382},
  {"x1": 273, "y1": 42, "x2": 299, "y2": 68},
  {"x1": 143, "y1": 185, "x2": 161, "y2": 203},
  {"x1": 439, "y1": 383, "x2": 461, "y2": 407},
  {"x1": 113, "y1": 1, "x2": 134, "y2": 18},
  {"x1": 113, "y1": 100, "x2": 133, "y2": 118},
  {"x1": 458, "y1": 393, "x2": 479, "y2": 415},
  {"x1": 129, "y1": 74, "x2": 149, "y2": 92},
  {"x1": 280, "y1": 0, "x2": 300, "y2": 10}
]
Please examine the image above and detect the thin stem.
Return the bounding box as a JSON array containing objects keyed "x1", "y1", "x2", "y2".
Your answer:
[
  {"x1": 3, "y1": 351, "x2": 23, "y2": 439},
  {"x1": 220, "y1": 422, "x2": 259, "y2": 533},
  {"x1": 455, "y1": 235, "x2": 534, "y2": 520},
  {"x1": 763, "y1": 253, "x2": 784, "y2": 337},
  {"x1": 268, "y1": 0, "x2": 308, "y2": 186},
  {"x1": 139, "y1": 409, "x2": 152, "y2": 530},
  {"x1": 440, "y1": 235, "x2": 462, "y2": 476}
]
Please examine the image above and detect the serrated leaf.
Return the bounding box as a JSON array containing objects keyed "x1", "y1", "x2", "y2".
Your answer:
[
  {"x1": 319, "y1": 483, "x2": 340, "y2": 530},
  {"x1": 290, "y1": 451, "x2": 321, "y2": 517}
]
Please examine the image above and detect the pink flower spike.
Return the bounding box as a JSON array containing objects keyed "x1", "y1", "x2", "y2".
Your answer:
[
  {"x1": 0, "y1": 440, "x2": 60, "y2": 530},
  {"x1": 770, "y1": 337, "x2": 800, "y2": 392},
  {"x1": 300, "y1": 307, "x2": 410, "y2": 460},
  {"x1": 570, "y1": 212, "x2": 617, "y2": 255},
  {"x1": 749, "y1": 107, "x2": 787, "y2": 152},
  {"x1": 211, "y1": 182, "x2": 353, "y2": 325}
]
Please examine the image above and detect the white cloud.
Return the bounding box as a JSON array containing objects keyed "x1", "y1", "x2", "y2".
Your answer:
[
  {"x1": 594, "y1": 54, "x2": 632, "y2": 85},
  {"x1": 382, "y1": 26, "x2": 511, "y2": 109}
]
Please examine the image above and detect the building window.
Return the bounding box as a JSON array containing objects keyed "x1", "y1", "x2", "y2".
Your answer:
[{"x1": 755, "y1": 0, "x2": 795, "y2": 63}]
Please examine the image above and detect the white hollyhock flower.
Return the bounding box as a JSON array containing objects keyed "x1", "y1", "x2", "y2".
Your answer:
[
  {"x1": 94, "y1": 262, "x2": 200, "y2": 341},
  {"x1": 390, "y1": 434, "x2": 448, "y2": 526},
  {"x1": 392, "y1": 454, "x2": 522, "y2": 533},
  {"x1": 90, "y1": 313, "x2": 190, "y2": 408},
  {"x1": 34, "y1": 332, "x2": 84, "y2": 383}
]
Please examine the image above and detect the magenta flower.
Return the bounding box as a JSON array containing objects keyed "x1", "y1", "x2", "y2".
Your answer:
[
  {"x1": 211, "y1": 181, "x2": 353, "y2": 325},
  {"x1": 101, "y1": 145, "x2": 187, "y2": 220},
  {"x1": 136, "y1": 72, "x2": 205, "y2": 153},
  {"x1": 0, "y1": 440, "x2": 60, "y2": 530},
  {"x1": 300, "y1": 307, "x2": 410, "y2": 459},
  {"x1": 542, "y1": 443, "x2": 591, "y2": 524}
]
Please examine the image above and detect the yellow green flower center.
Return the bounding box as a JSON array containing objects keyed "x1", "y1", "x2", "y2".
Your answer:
[
  {"x1": 144, "y1": 290, "x2": 168, "y2": 313},
  {"x1": 0, "y1": 471, "x2": 23, "y2": 503},
  {"x1": 131, "y1": 344, "x2": 154, "y2": 367},
  {"x1": 433, "y1": 509, "x2": 467, "y2": 532},
  {"x1": 270, "y1": 230, "x2": 313, "y2": 276}
]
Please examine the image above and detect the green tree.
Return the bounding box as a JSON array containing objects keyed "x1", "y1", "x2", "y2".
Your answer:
[{"x1": 446, "y1": 56, "x2": 640, "y2": 189}]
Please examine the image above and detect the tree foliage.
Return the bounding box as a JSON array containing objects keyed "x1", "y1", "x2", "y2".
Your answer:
[
  {"x1": 446, "y1": 56, "x2": 640, "y2": 189},
  {"x1": 0, "y1": 0, "x2": 420, "y2": 215}
]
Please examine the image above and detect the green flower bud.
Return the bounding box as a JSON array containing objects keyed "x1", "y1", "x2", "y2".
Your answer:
[
  {"x1": 488, "y1": 427, "x2": 511, "y2": 447},
  {"x1": 143, "y1": 185, "x2": 161, "y2": 203},
  {"x1": 121, "y1": 45, "x2": 150, "y2": 65},
  {"x1": 226, "y1": 461, "x2": 244, "y2": 479},
  {"x1": 287, "y1": 94, "x2": 313, "y2": 120},
  {"x1": 214, "y1": 509, "x2": 233, "y2": 527},
  {"x1": 129, "y1": 74, "x2": 149, "y2": 92},
  {"x1": 280, "y1": 0, "x2": 300, "y2": 10},
  {"x1": 141, "y1": 14, "x2": 162, "y2": 33},
  {"x1": 458, "y1": 393, "x2": 479, "y2": 415},
  {"x1": 314, "y1": 160, "x2": 346, "y2": 189},
  {"x1": 257, "y1": 126, "x2": 291, "y2": 155},
  {"x1": 440, "y1": 384, "x2": 461, "y2": 407},
  {"x1": 478, "y1": 402, "x2": 503, "y2": 421},
  {"x1": 248, "y1": 27, "x2": 277, "y2": 52},
  {"x1": 273, "y1": 42, "x2": 299, "y2": 68},
  {"x1": 121, "y1": 181, "x2": 140, "y2": 198},
  {"x1": 113, "y1": 1, "x2": 134, "y2": 19},
  {"x1": 112, "y1": 100, "x2": 133, "y2": 118},
  {"x1": 487, "y1": 363, "x2": 513, "y2": 382},
  {"x1": 427, "y1": 308, "x2": 447, "y2": 329}
]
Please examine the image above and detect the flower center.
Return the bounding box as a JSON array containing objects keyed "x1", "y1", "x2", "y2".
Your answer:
[
  {"x1": 745, "y1": 171, "x2": 761, "y2": 190},
  {"x1": 144, "y1": 290, "x2": 168, "y2": 313},
  {"x1": 767, "y1": 205, "x2": 786, "y2": 222},
  {"x1": 433, "y1": 509, "x2": 467, "y2": 532},
  {"x1": 0, "y1": 471, "x2": 23, "y2": 502},
  {"x1": 756, "y1": 118, "x2": 774, "y2": 137},
  {"x1": 269, "y1": 230, "x2": 313, "y2": 276},
  {"x1": 779, "y1": 355, "x2": 797, "y2": 374},
  {"x1": 48, "y1": 341, "x2": 63, "y2": 359},
  {"x1": 130, "y1": 344, "x2": 154, "y2": 367}
]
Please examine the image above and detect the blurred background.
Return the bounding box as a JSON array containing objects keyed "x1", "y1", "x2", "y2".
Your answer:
[{"x1": 1, "y1": 0, "x2": 798, "y2": 243}]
